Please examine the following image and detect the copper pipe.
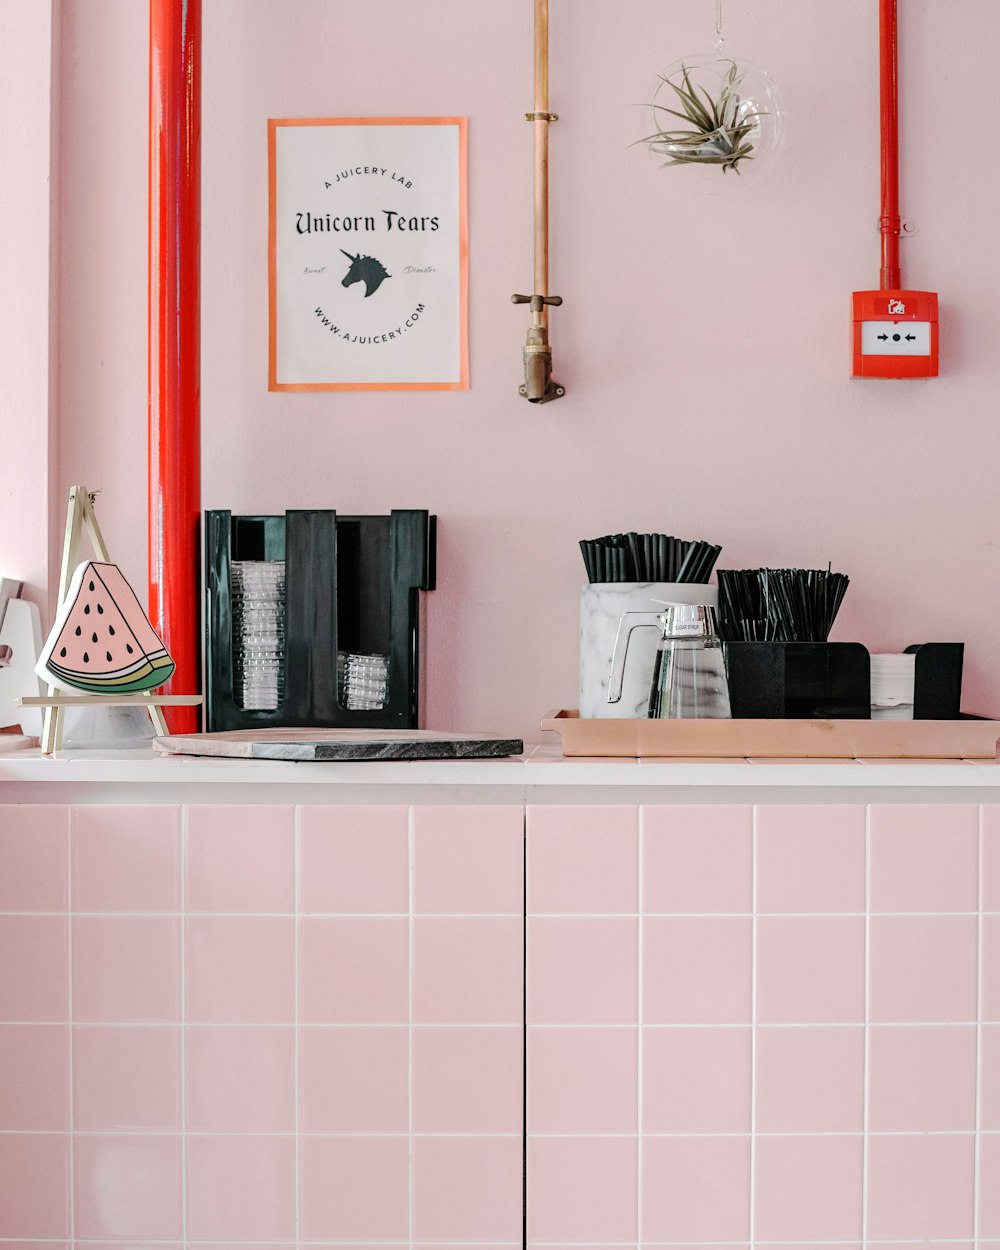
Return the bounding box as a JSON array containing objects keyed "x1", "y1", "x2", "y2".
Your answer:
[{"x1": 534, "y1": 0, "x2": 549, "y2": 326}]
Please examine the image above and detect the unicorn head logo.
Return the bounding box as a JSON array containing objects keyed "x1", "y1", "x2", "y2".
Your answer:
[{"x1": 340, "y1": 250, "x2": 392, "y2": 298}]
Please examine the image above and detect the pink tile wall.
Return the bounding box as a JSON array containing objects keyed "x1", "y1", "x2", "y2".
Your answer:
[
  {"x1": 0, "y1": 799, "x2": 994, "y2": 1247},
  {"x1": 0, "y1": 802, "x2": 523, "y2": 1244},
  {"x1": 527, "y1": 801, "x2": 993, "y2": 1250}
]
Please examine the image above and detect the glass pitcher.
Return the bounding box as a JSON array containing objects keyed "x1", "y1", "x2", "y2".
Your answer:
[{"x1": 607, "y1": 603, "x2": 732, "y2": 719}]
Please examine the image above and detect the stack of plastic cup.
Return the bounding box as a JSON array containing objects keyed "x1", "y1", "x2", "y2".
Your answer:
[
  {"x1": 337, "y1": 652, "x2": 389, "y2": 711},
  {"x1": 232, "y1": 561, "x2": 286, "y2": 711}
]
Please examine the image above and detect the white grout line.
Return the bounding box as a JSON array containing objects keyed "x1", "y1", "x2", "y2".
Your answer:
[
  {"x1": 749, "y1": 806, "x2": 758, "y2": 1250},
  {"x1": 0, "y1": 1239, "x2": 998, "y2": 1246},
  {"x1": 7, "y1": 1019, "x2": 992, "y2": 1030},
  {"x1": 974, "y1": 805, "x2": 984, "y2": 1249},
  {"x1": 0, "y1": 1128, "x2": 988, "y2": 1139},
  {"x1": 66, "y1": 808, "x2": 74, "y2": 1245},
  {"x1": 407, "y1": 806, "x2": 415, "y2": 1250},
  {"x1": 862, "y1": 806, "x2": 872, "y2": 1250},
  {"x1": 181, "y1": 806, "x2": 188, "y2": 1250},
  {"x1": 636, "y1": 806, "x2": 644, "y2": 1250},
  {"x1": 4, "y1": 908, "x2": 997, "y2": 919},
  {"x1": 293, "y1": 806, "x2": 301, "y2": 1250}
]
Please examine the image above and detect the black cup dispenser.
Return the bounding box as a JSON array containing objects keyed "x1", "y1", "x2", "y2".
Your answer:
[{"x1": 205, "y1": 509, "x2": 435, "y2": 732}]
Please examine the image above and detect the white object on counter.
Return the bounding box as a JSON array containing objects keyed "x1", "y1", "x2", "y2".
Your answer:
[
  {"x1": 0, "y1": 598, "x2": 43, "y2": 738},
  {"x1": 870, "y1": 652, "x2": 916, "y2": 720},
  {"x1": 579, "y1": 582, "x2": 719, "y2": 718}
]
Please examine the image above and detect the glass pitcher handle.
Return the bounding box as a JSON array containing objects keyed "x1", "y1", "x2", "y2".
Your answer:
[{"x1": 607, "y1": 612, "x2": 664, "y2": 704}]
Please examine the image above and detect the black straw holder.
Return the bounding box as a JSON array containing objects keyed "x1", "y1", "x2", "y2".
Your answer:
[
  {"x1": 725, "y1": 642, "x2": 964, "y2": 720},
  {"x1": 205, "y1": 509, "x2": 435, "y2": 732}
]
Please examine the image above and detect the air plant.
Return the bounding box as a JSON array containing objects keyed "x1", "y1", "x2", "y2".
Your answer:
[{"x1": 641, "y1": 60, "x2": 764, "y2": 175}]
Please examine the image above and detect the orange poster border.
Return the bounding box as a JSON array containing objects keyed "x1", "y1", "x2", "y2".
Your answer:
[{"x1": 268, "y1": 116, "x2": 469, "y2": 393}]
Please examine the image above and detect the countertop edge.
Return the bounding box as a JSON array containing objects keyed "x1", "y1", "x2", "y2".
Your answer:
[{"x1": 1, "y1": 745, "x2": 1000, "y2": 789}]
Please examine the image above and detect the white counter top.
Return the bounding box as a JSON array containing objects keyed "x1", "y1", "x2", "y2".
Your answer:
[{"x1": 1, "y1": 742, "x2": 999, "y2": 791}]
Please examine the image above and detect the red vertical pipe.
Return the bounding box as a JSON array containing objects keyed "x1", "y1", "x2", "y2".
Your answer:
[
  {"x1": 879, "y1": 0, "x2": 901, "y2": 290},
  {"x1": 149, "y1": 0, "x2": 201, "y2": 732}
]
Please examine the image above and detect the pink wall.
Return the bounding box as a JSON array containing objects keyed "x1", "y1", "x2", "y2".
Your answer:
[
  {"x1": 56, "y1": 0, "x2": 1000, "y2": 742},
  {"x1": 0, "y1": 2, "x2": 58, "y2": 614}
]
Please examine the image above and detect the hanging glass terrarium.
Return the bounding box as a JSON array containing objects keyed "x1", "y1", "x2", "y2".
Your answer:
[{"x1": 641, "y1": 2, "x2": 782, "y2": 187}]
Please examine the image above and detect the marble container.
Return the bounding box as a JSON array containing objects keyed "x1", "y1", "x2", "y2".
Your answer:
[{"x1": 579, "y1": 582, "x2": 719, "y2": 719}]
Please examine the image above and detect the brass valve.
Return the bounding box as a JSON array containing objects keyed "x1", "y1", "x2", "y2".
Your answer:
[{"x1": 511, "y1": 294, "x2": 566, "y2": 403}]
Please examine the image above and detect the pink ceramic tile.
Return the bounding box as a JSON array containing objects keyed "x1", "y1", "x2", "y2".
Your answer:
[
  {"x1": 299, "y1": 1135, "x2": 408, "y2": 1240},
  {"x1": 643, "y1": 917, "x2": 752, "y2": 1024},
  {"x1": 73, "y1": 917, "x2": 179, "y2": 1022},
  {"x1": 414, "y1": 917, "x2": 523, "y2": 1024},
  {"x1": 980, "y1": 1134, "x2": 1000, "y2": 1236},
  {"x1": 642, "y1": 804, "x2": 752, "y2": 914},
  {"x1": 755, "y1": 1026, "x2": 863, "y2": 1132},
  {"x1": 73, "y1": 1025, "x2": 180, "y2": 1130},
  {"x1": 528, "y1": 917, "x2": 636, "y2": 1025},
  {"x1": 984, "y1": 806, "x2": 1000, "y2": 911},
  {"x1": 186, "y1": 1245, "x2": 287, "y2": 1250},
  {"x1": 298, "y1": 805, "x2": 408, "y2": 913},
  {"x1": 0, "y1": 1134, "x2": 69, "y2": 1236},
  {"x1": 414, "y1": 1025, "x2": 522, "y2": 1132},
  {"x1": 981, "y1": 1024, "x2": 1000, "y2": 1129},
  {"x1": 415, "y1": 804, "x2": 523, "y2": 913},
  {"x1": 74, "y1": 1134, "x2": 181, "y2": 1239},
  {"x1": 414, "y1": 1136, "x2": 523, "y2": 1242},
  {"x1": 528, "y1": 1135, "x2": 637, "y2": 1243},
  {"x1": 299, "y1": 917, "x2": 407, "y2": 1022},
  {"x1": 0, "y1": 806, "x2": 67, "y2": 911},
  {"x1": 869, "y1": 1024, "x2": 976, "y2": 1130},
  {"x1": 186, "y1": 1025, "x2": 293, "y2": 1131},
  {"x1": 642, "y1": 1135, "x2": 750, "y2": 1242},
  {"x1": 71, "y1": 806, "x2": 179, "y2": 911},
  {"x1": 643, "y1": 1026, "x2": 751, "y2": 1132},
  {"x1": 528, "y1": 1026, "x2": 636, "y2": 1132},
  {"x1": 984, "y1": 915, "x2": 1000, "y2": 1022},
  {"x1": 527, "y1": 804, "x2": 637, "y2": 914},
  {"x1": 754, "y1": 1135, "x2": 862, "y2": 1241},
  {"x1": 870, "y1": 804, "x2": 979, "y2": 913},
  {"x1": 755, "y1": 805, "x2": 865, "y2": 913},
  {"x1": 0, "y1": 1244, "x2": 72, "y2": 1250},
  {"x1": 299, "y1": 1026, "x2": 408, "y2": 1131},
  {"x1": 757, "y1": 917, "x2": 864, "y2": 1023},
  {"x1": 84, "y1": 1245, "x2": 181, "y2": 1250},
  {"x1": 0, "y1": 916, "x2": 67, "y2": 1020},
  {"x1": 186, "y1": 1135, "x2": 295, "y2": 1241},
  {"x1": 186, "y1": 804, "x2": 293, "y2": 913},
  {"x1": 0, "y1": 1024, "x2": 67, "y2": 1129},
  {"x1": 870, "y1": 915, "x2": 977, "y2": 1022},
  {"x1": 866, "y1": 1133, "x2": 975, "y2": 1240},
  {"x1": 186, "y1": 916, "x2": 292, "y2": 1023}
]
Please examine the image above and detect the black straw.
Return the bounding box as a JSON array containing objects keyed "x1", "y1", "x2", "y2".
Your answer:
[
  {"x1": 580, "y1": 533, "x2": 723, "y2": 585},
  {"x1": 716, "y1": 567, "x2": 850, "y2": 642}
]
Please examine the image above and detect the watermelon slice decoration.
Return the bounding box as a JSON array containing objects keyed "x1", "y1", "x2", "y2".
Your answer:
[{"x1": 35, "y1": 561, "x2": 175, "y2": 695}]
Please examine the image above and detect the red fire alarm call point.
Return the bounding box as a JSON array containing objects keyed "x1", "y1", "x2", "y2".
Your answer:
[{"x1": 851, "y1": 290, "x2": 939, "y2": 379}]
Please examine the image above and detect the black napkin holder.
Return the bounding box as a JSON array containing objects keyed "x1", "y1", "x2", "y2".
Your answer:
[
  {"x1": 725, "y1": 641, "x2": 964, "y2": 720},
  {"x1": 205, "y1": 508, "x2": 435, "y2": 732}
]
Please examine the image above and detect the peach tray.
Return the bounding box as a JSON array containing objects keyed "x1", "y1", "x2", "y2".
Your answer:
[{"x1": 541, "y1": 709, "x2": 1000, "y2": 759}]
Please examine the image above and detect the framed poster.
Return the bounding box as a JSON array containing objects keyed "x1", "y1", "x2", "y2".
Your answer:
[{"x1": 268, "y1": 117, "x2": 468, "y2": 392}]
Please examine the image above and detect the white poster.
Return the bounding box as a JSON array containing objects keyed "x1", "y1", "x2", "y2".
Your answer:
[{"x1": 268, "y1": 117, "x2": 468, "y2": 391}]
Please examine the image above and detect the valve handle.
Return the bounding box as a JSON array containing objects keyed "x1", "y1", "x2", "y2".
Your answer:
[{"x1": 511, "y1": 293, "x2": 564, "y2": 310}]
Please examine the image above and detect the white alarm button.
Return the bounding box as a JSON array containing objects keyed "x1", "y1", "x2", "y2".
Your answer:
[{"x1": 861, "y1": 321, "x2": 931, "y2": 355}]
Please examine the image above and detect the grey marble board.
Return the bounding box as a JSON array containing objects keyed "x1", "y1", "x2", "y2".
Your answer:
[{"x1": 154, "y1": 728, "x2": 524, "y2": 761}]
